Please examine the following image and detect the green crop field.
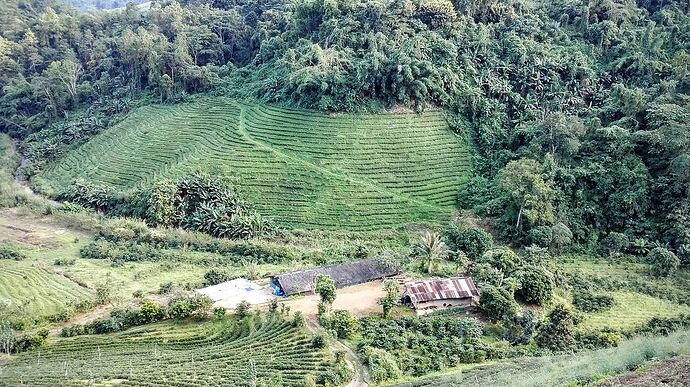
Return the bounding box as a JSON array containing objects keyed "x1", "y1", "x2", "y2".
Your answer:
[
  {"x1": 579, "y1": 291, "x2": 690, "y2": 332},
  {"x1": 35, "y1": 98, "x2": 471, "y2": 230},
  {"x1": 0, "y1": 317, "x2": 337, "y2": 386},
  {"x1": 0, "y1": 261, "x2": 93, "y2": 318}
]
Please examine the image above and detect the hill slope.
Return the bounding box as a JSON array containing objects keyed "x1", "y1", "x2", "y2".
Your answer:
[
  {"x1": 36, "y1": 98, "x2": 470, "y2": 230},
  {"x1": 0, "y1": 318, "x2": 338, "y2": 385}
]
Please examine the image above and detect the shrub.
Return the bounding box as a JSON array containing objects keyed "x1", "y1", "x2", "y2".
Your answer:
[
  {"x1": 60, "y1": 325, "x2": 86, "y2": 337},
  {"x1": 311, "y1": 333, "x2": 328, "y2": 349},
  {"x1": 536, "y1": 304, "x2": 576, "y2": 352},
  {"x1": 328, "y1": 310, "x2": 359, "y2": 339},
  {"x1": 479, "y1": 285, "x2": 517, "y2": 322},
  {"x1": 168, "y1": 295, "x2": 212, "y2": 320},
  {"x1": 53, "y1": 257, "x2": 76, "y2": 266},
  {"x1": 445, "y1": 225, "x2": 493, "y2": 260},
  {"x1": 315, "y1": 275, "x2": 337, "y2": 305},
  {"x1": 0, "y1": 244, "x2": 27, "y2": 260},
  {"x1": 647, "y1": 247, "x2": 680, "y2": 277},
  {"x1": 204, "y1": 269, "x2": 230, "y2": 286},
  {"x1": 515, "y1": 265, "x2": 554, "y2": 305},
  {"x1": 268, "y1": 298, "x2": 279, "y2": 314},
  {"x1": 528, "y1": 226, "x2": 553, "y2": 248},
  {"x1": 158, "y1": 281, "x2": 174, "y2": 294},
  {"x1": 640, "y1": 315, "x2": 690, "y2": 336},
  {"x1": 360, "y1": 346, "x2": 402, "y2": 383},
  {"x1": 80, "y1": 240, "x2": 118, "y2": 260},
  {"x1": 576, "y1": 330, "x2": 621, "y2": 349},
  {"x1": 572, "y1": 289, "x2": 615, "y2": 313},
  {"x1": 550, "y1": 222, "x2": 573, "y2": 252},
  {"x1": 138, "y1": 300, "x2": 166, "y2": 324},
  {"x1": 3, "y1": 328, "x2": 49, "y2": 354},
  {"x1": 292, "y1": 311, "x2": 306, "y2": 328},
  {"x1": 95, "y1": 279, "x2": 113, "y2": 305},
  {"x1": 168, "y1": 298, "x2": 193, "y2": 319},
  {"x1": 502, "y1": 309, "x2": 537, "y2": 345},
  {"x1": 480, "y1": 248, "x2": 522, "y2": 275},
  {"x1": 599, "y1": 232, "x2": 629, "y2": 257},
  {"x1": 213, "y1": 307, "x2": 226, "y2": 319},
  {"x1": 235, "y1": 300, "x2": 250, "y2": 319}
]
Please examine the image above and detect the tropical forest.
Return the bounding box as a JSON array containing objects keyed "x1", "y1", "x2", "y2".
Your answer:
[{"x1": 0, "y1": 0, "x2": 689, "y2": 385}]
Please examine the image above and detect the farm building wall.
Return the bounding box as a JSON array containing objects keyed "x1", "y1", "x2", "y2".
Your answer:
[{"x1": 411, "y1": 298, "x2": 474, "y2": 316}]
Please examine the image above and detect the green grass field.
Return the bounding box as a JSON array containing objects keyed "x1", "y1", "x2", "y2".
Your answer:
[
  {"x1": 580, "y1": 291, "x2": 690, "y2": 332},
  {"x1": 35, "y1": 98, "x2": 471, "y2": 230},
  {"x1": 0, "y1": 261, "x2": 93, "y2": 319},
  {"x1": 0, "y1": 317, "x2": 336, "y2": 386}
]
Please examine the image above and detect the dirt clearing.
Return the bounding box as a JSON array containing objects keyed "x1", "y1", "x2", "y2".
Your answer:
[
  {"x1": 0, "y1": 208, "x2": 86, "y2": 248},
  {"x1": 285, "y1": 280, "x2": 388, "y2": 318}
]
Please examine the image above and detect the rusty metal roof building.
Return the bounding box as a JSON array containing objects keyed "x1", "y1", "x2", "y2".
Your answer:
[
  {"x1": 403, "y1": 277, "x2": 479, "y2": 306},
  {"x1": 273, "y1": 258, "x2": 399, "y2": 296}
]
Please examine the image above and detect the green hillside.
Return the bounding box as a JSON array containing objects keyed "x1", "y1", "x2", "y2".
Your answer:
[{"x1": 36, "y1": 98, "x2": 470, "y2": 230}]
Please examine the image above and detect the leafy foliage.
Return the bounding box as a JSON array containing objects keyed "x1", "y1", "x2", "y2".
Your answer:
[
  {"x1": 0, "y1": 244, "x2": 27, "y2": 261},
  {"x1": 572, "y1": 289, "x2": 615, "y2": 313},
  {"x1": 479, "y1": 285, "x2": 517, "y2": 322},
  {"x1": 147, "y1": 172, "x2": 276, "y2": 239},
  {"x1": 536, "y1": 304, "x2": 576, "y2": 352},
  {"x1": 358, "y1": 315, "x2": 486, "y2": 377},
  {"x1": 515, "y1": 265, "x2": 555, "y2": 306},
  {"x1": 647, "y1": 247, "x2": 680, "y2": 277},
  {"x1": 315, "y1": 274, "x2": 337, "y2": 306},
  {"x1": 444, "y1": 225, "x2": 493, "y2": 260}
]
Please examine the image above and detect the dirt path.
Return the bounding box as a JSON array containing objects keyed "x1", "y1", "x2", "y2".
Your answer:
[
  {"x1": 305, "y1": 317, "x2": 370, "y2": 387},
  {"x1": 9, "y1": 139, "x2": 61, "y2": 208}
]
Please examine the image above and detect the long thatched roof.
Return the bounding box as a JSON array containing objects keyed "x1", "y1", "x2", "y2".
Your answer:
[{"x1": 274, "y1": 258, "x2": 399, "y2": 296}]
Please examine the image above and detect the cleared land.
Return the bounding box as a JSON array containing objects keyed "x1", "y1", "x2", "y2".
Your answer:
[
  {"x1": 0, "y1": 318, "x2": 336, "y2": 386},
  {"x1": 35, "y1": 98, "x2": 470, "y2": 230}
]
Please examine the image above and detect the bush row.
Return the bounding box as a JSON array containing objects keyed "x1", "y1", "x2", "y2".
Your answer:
[{"x1": 61, "y1": 295, "x2": 215, "y2": 337}]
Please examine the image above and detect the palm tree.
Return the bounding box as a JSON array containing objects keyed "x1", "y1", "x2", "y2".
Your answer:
[{"x1": 415, "y1": 231, "x2": 449, "y2": 274}]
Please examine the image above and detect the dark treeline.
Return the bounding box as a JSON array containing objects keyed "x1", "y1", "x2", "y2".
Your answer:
[{"x1": 0, "y1": 0, "x2": 688, "y2": 259}]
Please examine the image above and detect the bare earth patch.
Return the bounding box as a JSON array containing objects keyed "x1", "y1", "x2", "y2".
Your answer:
[
  {"x1": 285, "y1": 280, "x2": 388, "y2": 318},
  {"x1": 599, "y1": 355, "x2": 690, "y2": 386},
  {"x1": 0, "y1": 208, "x2": 85, "y2": 248}
]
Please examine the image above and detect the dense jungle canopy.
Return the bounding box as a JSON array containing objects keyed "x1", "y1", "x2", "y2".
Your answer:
[{"x1": 0, "y1": 0, "x2": 688, "y2": 260}]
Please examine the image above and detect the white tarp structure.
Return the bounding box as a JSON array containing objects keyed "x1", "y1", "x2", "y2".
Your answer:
[{"x1": 196, "y1": 278, "x2": 276, "y2": 309}]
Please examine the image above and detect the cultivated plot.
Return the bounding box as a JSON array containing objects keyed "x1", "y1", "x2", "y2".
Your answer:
[{"x1": 37, "y1": 98, "x2": 471, "y2": 230}]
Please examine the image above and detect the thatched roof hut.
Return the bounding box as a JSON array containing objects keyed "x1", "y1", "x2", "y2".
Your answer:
[{"x1": 272, "y1": 258, "x2": 399, "y2": 296}]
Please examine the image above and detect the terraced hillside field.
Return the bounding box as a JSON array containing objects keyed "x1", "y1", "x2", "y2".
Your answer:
[
  {"x1": 0, "y1": 317, "x2": 338, "y2": 386},
  {"x1": 0, "y1": 261, "x2": 93, "y2": 318},
  {"x1": 36, "y1": 98, "x2": 471, "y2": 230}
]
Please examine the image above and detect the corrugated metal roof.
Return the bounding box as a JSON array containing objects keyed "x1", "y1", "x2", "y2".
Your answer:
[
  {"x1": 403, "y1": 277, "x2": 479, "y2": 305},
  {"x1": 275, "y1": 258, "x2": 399, "y2": 296}
]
